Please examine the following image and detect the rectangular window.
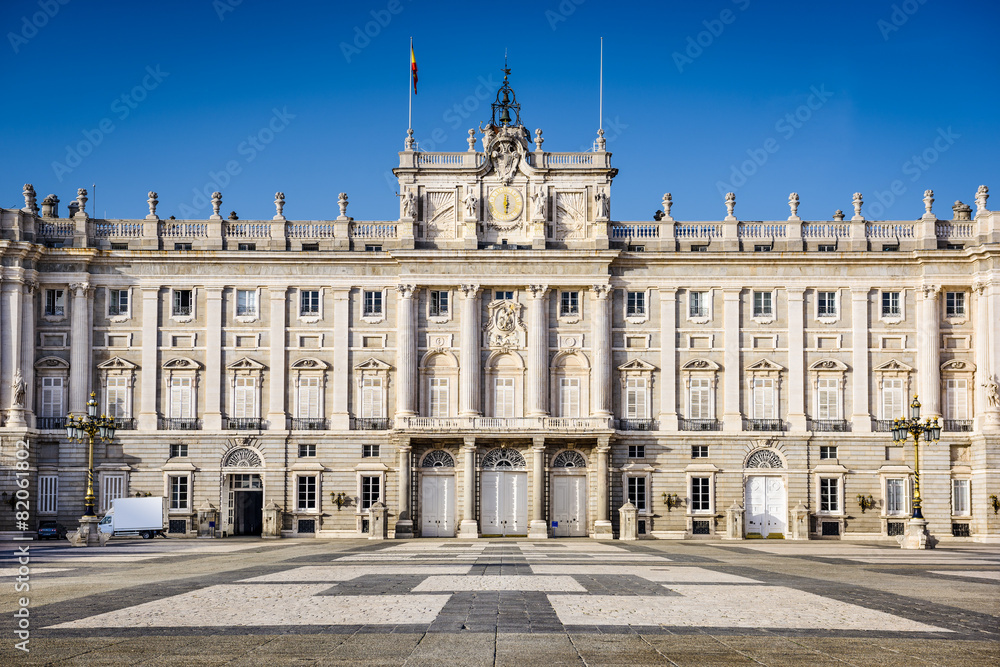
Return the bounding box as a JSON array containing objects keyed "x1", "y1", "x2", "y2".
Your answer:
[
  {"x1": 44, "y1": 289, "x2": 65, "y2": 316},
  {"x1": 752, "y1": 378, "x2": 775, "y2": 419},
  {"x1": 233, "y1": 376, "x2": 256, "y2": 418},
  {"x1": 429, "y1": 290, "x2": 449, "y2": 316},
  {"x1": 559, "y1": 378, "x2": 580, "y2": 418},
  {"x1": 886, "y1": 478, "x2": 906, "y2": 515},
  {"x1": 494, "y1": 377, "x2": 515, "y2": 418},
  {"x1": 626, "y1": 476, "x2": 647, "y2": 512},
  {"x1": 952, "y1": 479, "x2": 970, "y2": 516},
  {"x1": 174, "y1": 242, "x2": 192, "y2": 251},
  {"x1": 40, "y1": 377, "x2": 64, "y2": 417},
  {"x1": 691, "y1": 477, "x2": 711, "y2": 512},
  {"x1": 296, "y1": 475, "x2": 317, "y2": 511},
  {"x1": 169, "y1": 443, "x2": 188, "y2": 458},
  {"x1": 362, "y1": 444, "x2": 379, "y2": 458},
  {"x1": 945, "y1": 292, "x2": 965, "y2": 317},
  {"x1": 628, "y1": 445, "x2": 645, "y2": 459},
  {"x1": 363, "y1": 290, "x2": 382, "y2": 316},
  {"x1": 689, "y1": 291, "x2": 708, "y2": 317},
  {"x1": 300, "y1": 290, "x2": 320, "y2": 315},
  {"x1": 169, "y1": 377, "x2": 193, "y2": 419},
  {"x1": 172, "y1": 289, "x2": 193, "y2": 316},
  {"x1": 689, "y1": 378, "x2": 711, "y2": 419},
  {"x1": 297, "y1": 376, "x2": 321, "y2": 419},
  {"x1": 429, "y1": 378, "x2": 449, "y2": 417},
  {"x1": 753, "y1": 291, "x2": 772, "y2": 317},
  {"x1": 754, "y1": 244, "x2": 771, "y2": 252},
  {"x1": 494, "y1": 290, "x2": 513, "y2": 301},
  {"x1": 361, "y1": 376, "x2": 383, "y2": 418},
  {"x1": 817, "y1": 244, "x2": 836, "y2": 252},
  {"x1": 692, "y1": 445, "x2": 709, "y2": 458},
  {"x1": 100, "y1": 473, "x2": 125, "y2": 514},
  {"x1": 817, "y1": 378, "x2": 839, "y2": 420},
  {"x1": 626, "y1": 291, "x2": 645, "y2": 316},
  {"x1": 817, "y1": 291, "x2": 837, "y2": 317},
  {"x1": 169, "y1": 475, "x2": 189, "y2": 510},
  {"x1": 236, "y1": 289, "x2": 257, "y2": 317},
  {"x1": 105, "y1": 376, "x2": 128, "y2": 418},
  {"x1": 945, "y1": 379, "x2": 968, "y2": 420},
  {"x1": 298, "y1": 443, "x2": 316, "y2": 457},
  {"x1": 819, "y1": 445, "x2": 838, "y2": 460},
  {"x1": 560, "y1": 291, "x2": 579, "y2": 316},
  {"x1": 626, "y1": 377, "x2": 647, "y2": 419},
  {"x1": 819, "y1": 478, "x2": 840, "y2": 513},
  {"x1": 109, "y1": 289, "x2": 129, "y2": 316},
  {"x1": 881, "y1": 291, "x2": 900, "y2": 317},
  {"x1": 237, "y1": 242, "x2": 256, "y2": 251},
  {"x1": 882, "y1": 378, "x2": 904, "y2": 420},
  {"x1": 360, "y1": 475, "x2": 381, "y2": 510},
  {"x1": 38, "y1": 475, "x2": 58, "y2": 514}
]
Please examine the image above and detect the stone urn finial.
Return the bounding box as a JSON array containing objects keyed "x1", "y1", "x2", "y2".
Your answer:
[
  {"x1": 833, "y1": 209, "x2": 845, "y2": 222},
  {"x1": 852, "y1": 192, "x2": 863, "y2": 220},
  {"x1": 75, "y1": 188, "x2": 88, "y2": 217},
  {"x1": 534, "y1": 128, "x2": 544, "y2": 151},
  {"x1": 22, "y1": 184, "x2": 37, "y2": 213},
  {"x1": 228, "y1": 210, "x2": 239, "y2": 220},
  {"x1": 724, "y1": 191, "x2": 736, "y2": 219},
  {"x1": 337, "y1": 192, "x2": 349, "y2": 219},
  {"x1": 404, "y1": 128, "x2": 415, "y2": 150},
  {"x1": 274, "y1": 192, "x2": 285, "y2": 219},
  {"x1": 975, "y1": 185, "x2": 989, "y2": 216},
  {"x1": 467, "y1": 129, "x2": 477, "y2": 152},
  {"x1": 595, "y1": 127, "x2": 606, "y2": 150},
  {"x1": 788, "y1": 192, "x2": 800, "y2": 219},
  {"x1": 147, "y1": 191, "x2": 159, "y2": 218},
  {"x1": 211, "y1": 192, "x2": 222, "y2": 218},
  {"x1": 922, "y1": 189, "x2": 934, "y2": 217},
  {"x1": 662, "y1": 193, "x2": 673, "y2": 219}
]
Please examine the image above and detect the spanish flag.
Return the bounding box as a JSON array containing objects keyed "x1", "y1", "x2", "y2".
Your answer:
[{"x1": 410, "y1": 43, "x2": 418, "y2": 95}]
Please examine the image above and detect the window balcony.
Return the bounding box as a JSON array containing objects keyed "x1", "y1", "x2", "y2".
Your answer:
[
  {"x1": 808, "y1": 419, "x2": 850, "y2": 432},
  {"x1": 743, "y1": 418, "x2": 785, "y2": 432},
  {"x1": 351, "y1": 417, "x2": 391, "y2": 430},
  {"x1": 37, "y1": 417, "x2": 66, "y2": 430},
  {"x1": 617, "y1": 418, "x2": 656, "y2": 431},
  {"x1": 872, "y1": 419, "x2": 895, "y2": 432},
  {"x1": 159, "y1": 418, "x2": 202, "y2": 431},
  {"x1": 679, "y1": 418, "x2": 721, "y2": 431},
  {"x1": 224, "y1": 417, "x2": 266, "y2": 431},
  {"x1": 395, "y1": 416, "x2": 614, "y2": 432},
  {"x1": 172, "y1": 306, "x2": 192, "y2": 316},
  {"x1": 943, "y1": 419, "x2": 973, "y2": 432},
  {"x1": 288, "y1": 418, "x2": 328, "y2": 431},
  {"x1": 688, "y1": 307, "x2": 709, "y2": 318},
  {"x1": 111, "y1": 417, "x2": 137, "y2": 430},
  {"x1": 236, "y1": 306, "x2": 257, "y2": 317}
]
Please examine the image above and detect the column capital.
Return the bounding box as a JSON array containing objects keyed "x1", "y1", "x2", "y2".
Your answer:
[
  {"x1": 658, "y1": 287, "x2": 677, "y2": 299},
  {"x1": 460, "y1": 284, "x2": 480, "y2": 299},
  {"x1": 526, "y1": 284, "x2": 548, "y2": 298},
  {"x1": 396, "y1": 283, "x2": 417, "y2": 299},
  {"x1": 920, "y1": 284, "x2": 941, "y2": 300},
  {"x1": 592, "y1": 284, "x2": 611, "y2": 299},
  {"x1": 206, "y1": 286, "x2": 223, "y2": 298},
  {"x1": 269, "y1": 286, "x2": 289, "y2": 299},
  {"x1": 851, "y1": 287, "x2": 871, "y2": 300},
  {"x1": 786, "y1": 287, "x2": 805, "y2": 299},
  {"x1": 141, "y1": 285, "x2": 161, "y2": 295},
  {"x1": 463, "y1": 437, "x2": 477, "y2": 450},
  {"x1": 69, "y1": 282, "x2": 91, "y2": 297},
  {"x1": 723, "y1": 288, "x2": 742, "y2": 299},
  {"x1": 532, "y1": 436, "x2": 546, "y2": 450}
]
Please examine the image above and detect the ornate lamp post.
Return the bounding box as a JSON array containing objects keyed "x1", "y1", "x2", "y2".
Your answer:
[
  {"x1": 65, "y1": 392, "x2": 117, "y2": 545},
  {"x1": 891, "y1": 395, "x2": 941, "y2": 548}
]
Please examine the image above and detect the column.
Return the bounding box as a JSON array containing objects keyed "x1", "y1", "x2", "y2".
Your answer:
[
  {"x1": 593, "y1": 438, "x2": 613, "y2": 537},
  {"x1": 395, "y1": 438, "x2": 413, "y2": 537},
  {"x1": 2, "y1": 282, "x2": 23, "y2": 425},
  {"x1": 722, "y1": 289, "x2": 743, "y2": 430},
  {"x1": 917, "y1": 285, "x2": 941, "y2": 418},
  {"x1": 459, "y1": 438, "x2": 479, "y2": 538},
  {"x1": 851, "y1": 288, "x2": 872, "y2": 432},
  {"x1": 267, "y1": 287, "x2": 287, "y2": 426},
  {"x1": 69, "y1": 282, "x2": 92, "y2": 414},
  {"x1": 526, "y1": 285, "x2": 549, "y2": 417},
  {"x1": 786, "y1": 289, "x2": 806, "y2": 431},
  {"x1": 330, "y1": 289, "x2": 350, "y2": 429},
  {"x1": 138, "y1": 287, "x2": 160, "y2": 430},
  {"x1": 592, "y1": 284, "x2": 612, "y2": 418},
  {"x1": 203, "y1": 288, "x2": 223, "y2": 430},
  {"x1": 395, "y1": 285, "x2": 417, "y2": 418},
  {"x1": 658, "y1": 288, "x2": 678, "y2": 430},
  {"x1": 528, "y1": 438, "x2": 548, "y2": 538},
  {"x1": 19, "y1": 282, "x2": 36, "y2": 426},
  {"x1": 459, "y1": 284, "x2": 481, "y2": 417}
]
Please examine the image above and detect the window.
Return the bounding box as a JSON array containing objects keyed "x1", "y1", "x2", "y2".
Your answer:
[
  {"x1": 817, "y1": 244, "x2": 836, "y2": 252},
  {"x1": 881, "y1": 291, "x2": 900, "y2": 317},
  {"x1": 173, "y1": 289, "x2": 193, "y2": 316},
  {"x1": 360, "y1": 475, "x2": 381, "y2": 510},
  {"x1": 752, "y1": 378, "x2": 775, "y2": 419},
  {"x1": 38, "y1": 475, "x2": 58, "y2": 514},
  {"x1": 109, "y1": 289, "x2": 129, "y2": 316},
  {"x1": 236, "y1": 289, "x2": 257, "y2": 317},
  {"x1": 105, "y1": 376, "x2": 128, "y2": 418},
  {"x1": 945, "y1": 379, "x2": 969, "y2": 420},
  {"x1": 301, "y1": 243, "x2": 319, "y2": 252},
  {"x1": 817, "y1": 378, "x2": 839, "y2": 420},
  {"x1": 300, "y1": 290, "x2": 320, "y2": 316},
  {"x1": 44, "y1": 289, "x2": 65, "y2": 316},
  {"x1": 560, "y1": 291, "x2": 579, "y2": 316},
  {"x1": 174, "y1": 242, "x2": 192, "y2": 251},
  {"x1": 689, "y1": 378, "x2": 712, "y2": 419},
  {"x1": 361, "y1": 377, "x2": 383, "y2": 418},
  {"x1": 169, "y1": 476, "x2": 189, "y2": 510},
  {"x1": 297, "y1": 376, "x2": 321, "y2": 419},
  {"x1": 945, "y1": 292, "x2": 965, "y2": 317},
  {"x1": 753, "y1": 244, "x2": 771, "y2": 252},
  {"x1": 691, "y1": 244, "x2": 708, "y2": 252},
  {"x1": 559, "y1": 378, "x2": 580, "y2": 418},
  {"x1": 882, "y1": 378, "x2": 904, "y2": 420},
  {"x1": 819, "y1": 445, "x2": 837, "y2": 460},
  {"x1": 363, "y1": 290, "x2": 382, "y2": 316},
  {"x1": 494, "y1": 290, "x2": 513, "y2": 301},
  {"x1": 626, "y1": 291, "x2": 645, "y2": 316},
  {"x1": 628, "y1": 445, "x2": 645, "y2": 459},
  {"x1": 429, "y1": 378, "x2": 449, "y2": 417},
  {"x1": 495, "y1": 378, "x2": 515, "y2": 418},
  {"x1": 886, "y1": 478, "x2": 907, "y2": 516},
  {"x1": 298, "y1": 444, "x2": 316, "y2": 457},
  {"x1": 169, "y1": 444, "x2": 188, "y2": 458},
  {"x1": 817, "y1": 291, "x2": 837, "y2": 317},
  {"x1": 952, "y1": 479, "x2": 970, "y2": 516},
  {"x1": 625, "y1": 377, "x2": 647, "y2": 419},
  {"x1": 819, "y1": 478, "x2": 840, "y2": 513},
  {"x1": 364, "y1": 244, "x2": 382, "y2": 252},
  {"x1": 689, "y1": 291, "x2": 708, "y2": 317},
  {"x1": 363, "y1": 444, "x2": 380, "y2": 458},
  {"x1": 692, "y1": 445, "x2": 708, "y2": 458},
  {"x1": 100, "y1": 473, "x2": 126, "y2": 513},
  {"x1": 691, "y1": 477, "x2": 711, "y2": 512},
  {"x1": 753, "y1": 291, "x2": 772, "y2": 318},
  {"x1": 169, "y1": 377, "x2": 193, "y2": 418},
  {"x1": 429, "y1": 290, "x2": 449, "y2": 316},
  {"x1": 111, "y1": 242, "x2": 128, "y2": 250},
  {"x1": 294, "y1": 475, "x2": 316, "y2": 511},
  {"x1": 40, "y1": 377, "x2": 64, "y2": 417},
  {"x1": 237, "y1": 242, "x2": 256, "y2": 251},
  {"x1": 233, "y1": 376, "x2": 256, "y2": 418},
  {"x1": 626, "y1": 476, "x2": 647, "y2": 512}
]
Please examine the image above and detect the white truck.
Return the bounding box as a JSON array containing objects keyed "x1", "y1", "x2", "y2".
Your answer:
[{"x1": 98, "y1": 497, "x2": 167, "y2": 539}]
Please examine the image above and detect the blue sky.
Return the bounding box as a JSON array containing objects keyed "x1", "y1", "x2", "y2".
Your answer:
[{"x1": 2, "y1": 0, "x2": 997, "y2": 222}]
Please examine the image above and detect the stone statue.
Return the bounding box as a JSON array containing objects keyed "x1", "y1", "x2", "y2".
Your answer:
[
  {"x1": 401, "y1": 189, "x2": 417, "y2": 219},
  {"x1": 534, "y1": 128, "x2": 544, "y2": 151},
  {"x1": 531, "y1": 189, "x2": 545, "y2": 218},
  {"x1": 725, "y1": 192, "x2": 736, "y2": 219},
  {"x1": 976, "y1": 185, "x2": 989, "y2": 216},
  {"x1": 661, "y1": 193, "x2": 672, "y2": 219},
  {"x1": 466, "y1": 129, "x2": 477, "y2": 152},
  {"x1": 985, "y1": 377, "x2": 1000, "y2": 409},
  {"x1": 211, "y1": 192, "x2": 222, "y2": 218},
  {"x1": 11, "y1": 370, "x2": 25, "y2": 408},
  {"x1": 22, "y1": 184, "x2": 37, "y2": 213},
  {"x1": 923, "y1": 189, "x2": 934, "y2": 216},
  {"x1": 274, "y1": 192, "x2": 285, "y2": 218},
  {"x1": 788, "y1": 192, "x2": 799, "y2": 218},
  {"x1": 147, "y1": 191, "x2": 158, "y2": 218},
  {"x1": 595, "y1": 190, "x2": 610, "y2": 219},
  {"x1": 852, "y1": 192, "x2": 863, "y2": 219},
  {"x1": 480, "y1": 123, "x2": 495, "y2": 149},
  {"x1": 463, "y1": 189, "x2": 478, "y2": 218}
]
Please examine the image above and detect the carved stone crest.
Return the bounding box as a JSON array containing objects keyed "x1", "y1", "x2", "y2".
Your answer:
[
  {"x1": 483, "y1": 300, "x2": 526, "y2": 350},
  {"x1": 490, "y1": 140, "x2": 520, "y2": 185}
]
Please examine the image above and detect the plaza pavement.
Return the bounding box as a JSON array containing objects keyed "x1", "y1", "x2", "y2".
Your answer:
[{"x1": 2, "y1": 537, "x2": 998, "y2": 666}]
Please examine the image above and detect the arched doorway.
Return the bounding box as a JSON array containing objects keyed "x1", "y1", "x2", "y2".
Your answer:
[
  {"x1": 419, "y1": 449, "x2": 456, "y2": 537},
  {"x1": 480, "y1": 447, "x2": 527, "y2": 536},
  {"x1": 551, "y1": 450, "x2": 587, "y2": 537},
  {"x1": 744, "y1": 449, "x2": 786, "y2": 538},
  {"x1": 222, "y1": 447, "x2": 264, "y2": 536}
]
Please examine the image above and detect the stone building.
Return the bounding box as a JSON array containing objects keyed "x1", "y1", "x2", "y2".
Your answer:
[{"x1": 1, "y1": 73, "x2": 998, "y2": 543}]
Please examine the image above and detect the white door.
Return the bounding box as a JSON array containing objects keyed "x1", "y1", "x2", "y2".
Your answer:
[
  {"x1": 481, "y1": 471, "x2": 527, "y2": 536},
  {"x1": 420, "y1": 475, "x2": 454, "y2": 537},
  {"x1": 552, "y1": 475, "x2": 587, "y2": 537},
  {"x1": 745, "y1": 476, "x2": 787, "y2": 537}
]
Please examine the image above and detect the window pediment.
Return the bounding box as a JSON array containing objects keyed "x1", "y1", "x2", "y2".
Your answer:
[
  {"x1": 226, "y1": 357, "x2": 266, "y2": 371},
  {"x1": 291, "y1": 357, "x2": 329, "y2": 370},
  {"x1": 874, "y1": 359, "x2": 912, "y2": 373},
  {"x1": 681, "y1": 358, "x2": 719, "y2": 372},
  {"x1": 940, "y1": 360, "x2": 975, "y2": 373},
  {"x1": 745, "y1": 358, "x2": 784, "y2": 374},
  {"x1": 35, "y1": 356, "x2": 70, "y2": 370},
  {"x1": 354, "y1": 357, "x2": 391, "y2": 372},
  {"x1": 618, "y1": 359, "x2": 656, "y2": 373},
  {"x1": 809, "y1": 358, "x2": 848, "y2": 372},
  {"x1": 163, "y1": 357, "x2": 201, "y2": 371}
]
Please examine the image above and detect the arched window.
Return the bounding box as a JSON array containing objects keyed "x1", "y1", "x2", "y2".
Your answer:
[
  {"x1": 552, "y1": 450, "x2": 587, "y2": 468},
  {"x1": 745, "y1": 449, "x2": 784, "y2": 469},
  {"x1": 421, "y1": 450, "x2": 455, "y2": 468},
  {"x1": 482, "y1": 448, "x2": 526, "y2": 470}
]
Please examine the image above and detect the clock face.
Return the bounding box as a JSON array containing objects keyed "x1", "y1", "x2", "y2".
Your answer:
[{"x1": 488, "y1": 186, "x2": 523, "y2": 222}]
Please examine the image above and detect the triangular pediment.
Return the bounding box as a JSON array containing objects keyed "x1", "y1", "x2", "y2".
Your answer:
[
  {"x1": 809, "y1": 358, "x2": 848, "y2": 372},
  {"x1": 745, "y1": 358, "x2": 784, "y2": 372},
  {"x1": 355, "y1": 357, "x2": 392, "y2": 372},
  {"x1": 97, "y1": 356, "x2": 138, "y2": 370},
  {"x1": 618, "y1": 359, "x2": 656, "y2": 373},
  {"x1": 226, "y1": 357, "x2": 265, "y2": 371},
  {"x1": 874, "y1": 359, "x2": 913, "y2": 373},
  {"x1": 290, "y1": 357, "x2": 328, "y2": 370},
  {"x1": 681, "y1": 358, "x2": 720, "y2": 371},
  {"x1": 163, "y1": 357, "x2": 201, "y2": 370}
]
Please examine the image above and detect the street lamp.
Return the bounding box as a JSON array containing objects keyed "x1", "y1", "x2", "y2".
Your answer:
[
  {"x1": 891, "y1": 395, "x2": 941, "y2": 520},
  {"x1": 66, "y1": 392, "x2": 117, "y2": 517}
]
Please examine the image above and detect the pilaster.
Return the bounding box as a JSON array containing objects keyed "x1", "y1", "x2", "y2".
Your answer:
[
  {"x1": 658, "y1": 288, "x2": 678, "y2": 430},
  {"x1": 850, "y1": 288, "x2": 872, "y2": 432},
  {"x1": 591, "y1": 284, "x2": 612, "y2": 418},
  {"x1": 526, "y1": 285, "x2": 549, "y2": 417},
  {"x1": 266, "y1": 287, "x2": 288, "y2": 427},
  {"x1": 68, "y1": 282, "x2": 92, "y2": 414},
  {"x1": 395, "y1": 285, "x2": 417, "y2": 418},
  {"x1": 917, "y1": 285, "x2": 941, "y2": 419},
  {"x1": 330, "y1": 290, "x2": 351, "y2": 429},
  {"x1": 528, "y1": 439, "x2": 548, "y2": 539},
  {"x1": 203, "y1": 288, "x2": 223, "y2": 430},
  {"x1": 459, "y1": 284, "x2": 481, "y2": 417},
  {"x1": 19, "y1": 281, "x2": 36, "y2": 426},
  {"x1": 395, "y1": 438, "x2": 413, "y2": 537},
  {"x1": 138, "y1": 287, "x2": 160, "y2": 430},
  {"x1": 786, "y1": 288, "x2": 807, "y2": 431},
  {"x1": 459, "y1": 438, "x2": 479, "y2": 538},
  {"x1": 722, "y1": 289, "x2": 743, "y2": 431},
  {"x1": 593, "y1": 439, "x2": 613, "y2": 538}
]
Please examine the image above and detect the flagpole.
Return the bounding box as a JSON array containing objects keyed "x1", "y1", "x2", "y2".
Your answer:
[
  {"x1": 599, "y1": 36, "x2": 603, "y2": 132},
  {"x1": 408, "y1": 36, "x2": 413, "y2": 133}
]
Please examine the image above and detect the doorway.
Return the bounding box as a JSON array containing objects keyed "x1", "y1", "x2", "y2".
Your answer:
[
  {"x1": 551, "y1": 475, "x2": 587, "y2": 536},
  {"x1": 420, "y1": 474, "x2": 455, "y2": 537},
  {"x1": 744, "y1": 476, "x2": 786, "y2": 538},
  {"x1": 481, "y1": 471, "x2": 527, "y2": 536},
  {"x1": 230, "y1": 473, "x2": 263, "y2": 536}
]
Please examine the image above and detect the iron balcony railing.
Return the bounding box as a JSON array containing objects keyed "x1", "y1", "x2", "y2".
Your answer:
[
  {"x1": 288, "y1": 418, "x2": 328, "y2": 431},
  {"x1": 679, "y1": 418, "x2": 721, "y2": 431},
  {"x1": 943, "y1": 419, "x2": 973, "y2": 432},
  {"x1": 224, "y1": 417, "x2": 266, "y2": 431},
  {"x1": 743, "y1": 418, "x2": 785, "y2": 432},
  {"x1": 37, "y1": 417, "x2": 66, "y2": 430},
  {"x1": 808, "y1": 419, "x2": 850, "y2": 432},
  {"x1": 351, "y1": 417, "x2": 391, "y2": 430},
  {"x1": 617, "y1": 419, "x2": 656, "y2": 431},
  {"x1": 872, "y1": 419, "x2": 895, "y2": 432},
  {"x1": 159, "y1": 418, "x2": 202, "y2": 430},
  {"x1": 110, "y1": 417, "x2": 137, "y2": 430}
]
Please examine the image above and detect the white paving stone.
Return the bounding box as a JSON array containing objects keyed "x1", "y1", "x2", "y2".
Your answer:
[
  {"x1": 0, "y1": 567, "x2": 73, "y2": 577},
  {"x1": 927, "y1": 570, "x2": 1000, "y2": 580},
  {"x1": 530, "y1": 564, "x2": 758, "y2": 583},
  {"x1": 241, "y1": 565, "x2": 472, "y2": 582},
  {"x1": 413, "y1": 575, "x2": 585, "y2": 592}
]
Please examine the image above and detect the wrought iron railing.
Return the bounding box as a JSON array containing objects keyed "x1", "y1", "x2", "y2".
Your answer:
[
  {"x1": 351, "y1": 417, "x2": 391, "y2": 430},
  {"x1": 679, "y1": 418, "x2": 721, "y2": 431},
  {"x1": 943, "y1": 419, "x2": 973, "y2": 432},
  {"x1": 110, "y1": 417, "x2": 136, "y2": 430},
  {"x1": 617, "y1": 419, "x2": 656, "y2": 431},
  {"x1": 159, "y1": 418, "x2": 202, "y2": 430},
  {"x1": 224, "y1": 417, "x2": 265, "y2": 431},
  {"x1": 808, "y1": 419, "x2": 850, "y2": 432},
  {"x1": 288, "y1": 418, "x2": 328, "y2": 431},
  {"x1": 743, "y1": 418, "x2": 785, "y2": 432},
  {"x1": 37, "y1": 417, "x2": 66, "y2": 430},
  {"x1": 872, "y1": 419, "x2": 895, "y2": 432}
]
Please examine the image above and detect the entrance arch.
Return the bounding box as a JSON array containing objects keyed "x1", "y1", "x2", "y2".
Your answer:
[
  {"x1": 551, "y1": 450, "x2": 587, "y2": 537},
  {"x1": 744, "y1": 448, "x2": 786, "y2": 538},
  {"x1": 222, "y1": 446, "x2": 264, "y2": 536},
  {"x1": 480, "y1": 448, "x2": 527, "y2": 536},
  {"x1": 420, "y1": 449, "x2": 456, "y2": 537}
]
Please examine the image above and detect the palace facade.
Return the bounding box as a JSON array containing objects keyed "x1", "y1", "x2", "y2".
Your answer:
[{"x1": 2, "y1": 75, "x2": 999, "y2": 543}]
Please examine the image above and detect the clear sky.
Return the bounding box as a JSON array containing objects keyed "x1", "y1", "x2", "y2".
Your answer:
[{"x1": 2, "y1": 0, "x2": 997, "y2": 223}]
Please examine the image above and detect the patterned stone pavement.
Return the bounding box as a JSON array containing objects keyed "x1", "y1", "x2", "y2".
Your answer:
[{"x1": 3, "y1": 538, "x2": 999, "y2": 665}]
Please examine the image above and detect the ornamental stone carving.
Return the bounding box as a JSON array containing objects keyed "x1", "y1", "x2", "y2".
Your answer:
[
  {"x1": 490, "y1": 139, "x2": 520, "y2": 185},
  {"x1": 396, "y1": 284, "x2": 416, "y2": 299},
  {"x1": 22, "y1": 184, "x2": 37, "y2": 213},
  {"x1": 421, "y1": 450, "x2": 455, "y2": 468},
  {"x1": 788, "y1": 192, "x2": 799, "y2": 218},
  {"x1": 662, "y1": 193, "x2": 672, "y2": 218},
  {"x1": 463, "y1": 188, "x2": 478, "y2": 219},
  {"x1": 593, "y1": 284, "x2": 611, "y2": 300},
  {"x1": 975, "y1": 185, "x2": 989, "y2": 216},
  {"x1": 483, "y1": 299, "x2": 526, "y2": 350},
  {"x1": 274, "y1": 192, "x2": 285, "y2": 218},
  {"x1": 211, "y1": 192, "x2": 222, "y2": 218},
  {"x1": 745, "y1": 449, "x2": 784, "y2": 469},
  {"x1": 147, "y1": 191, "x2": 158, "y2": 218},
  {"x1": 482, "y1": 447, "x2": 526, "y2": 469},
  {"x1": 552, "y1": 450, "x2": 587, "y2": 468},
  {"x1": 923, "y1": 189, "x2": 934, "y2": 216},
  {"x1": 595, "y1": 189, "x2": 610, "y2": 219},
  {"x1": 223, "y1": 447, "x2": 262, "y2": 468},
  {"x1": 533, "y1": 128, "x2": 544, "y2": 151}
]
